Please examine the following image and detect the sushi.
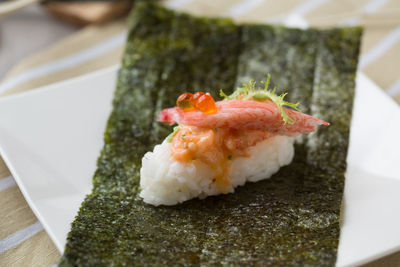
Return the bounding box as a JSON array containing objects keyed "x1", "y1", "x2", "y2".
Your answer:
[{"x1": 140, "y1": 77, "x2": 329, "y2": 206}]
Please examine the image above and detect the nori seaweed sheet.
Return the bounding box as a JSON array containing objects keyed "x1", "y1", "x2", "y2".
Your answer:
[{"x1": 59, "y1": 2, "x2": 362, "y2": 266}]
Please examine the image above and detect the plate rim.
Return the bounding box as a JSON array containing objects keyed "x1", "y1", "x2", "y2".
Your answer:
[{"x1": 0, "y1": 65, "x2": 119, "y2": 253}]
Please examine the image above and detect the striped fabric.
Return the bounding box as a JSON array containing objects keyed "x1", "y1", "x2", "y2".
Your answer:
[{"x1": 0, "y1": 0, "x2": 399, "y2": 266}]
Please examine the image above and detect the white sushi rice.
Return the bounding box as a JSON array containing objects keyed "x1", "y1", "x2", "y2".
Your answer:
[{"x1": 139, "y1": 135, "x2": 295, "y2": 206}]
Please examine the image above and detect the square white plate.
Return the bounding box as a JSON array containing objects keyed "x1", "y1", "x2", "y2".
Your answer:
[{"x1": 0, "y1": 65, "x2": 399, "y2": 266}]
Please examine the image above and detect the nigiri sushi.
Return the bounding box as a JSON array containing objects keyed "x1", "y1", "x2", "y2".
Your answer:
[{"x1": 140, "y1": 77, "x2": 328, "y2": 206}]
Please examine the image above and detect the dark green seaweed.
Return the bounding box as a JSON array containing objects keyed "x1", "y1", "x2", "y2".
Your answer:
[{"x1": 59, "y1": 2, "x2": 362, "y2": 266}]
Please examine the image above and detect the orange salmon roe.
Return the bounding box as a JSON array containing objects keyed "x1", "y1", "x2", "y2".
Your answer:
[
  {"x1": 177, "y1": 92, "x2": 217, "y2": 114},
  {"x1": 195, "y1": 93, "x2": 217, "y2": 114},
  {"x1": 176, "y1": 93, "x2": 195, "y2": 111},
  {"x1": 192, "y1": 92, "x2": 205, "y2": 102}
]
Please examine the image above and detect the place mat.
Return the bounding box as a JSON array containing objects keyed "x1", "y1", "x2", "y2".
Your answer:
[{"x1": 1, "y1": 0, "x2": 399, "y2": 266}]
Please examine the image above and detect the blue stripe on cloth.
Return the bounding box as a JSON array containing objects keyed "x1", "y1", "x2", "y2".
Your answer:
[
  {"x1": 0, "y1": 176, "x2": 16, "y2": 192},
  {"x1": 0, "y1": 32, "x2": 126, "y2": 95},
  {"x1": 0, "y1": 221, "x2": 43, "y2": 254}
]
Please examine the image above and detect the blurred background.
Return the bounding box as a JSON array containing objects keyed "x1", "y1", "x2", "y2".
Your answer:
[
  {"x1": 1, "y1": 0, "x2": 399, "y2": 101},
  {"x1": 0, "y1": 0, "x2": 399, "y2": 266}
]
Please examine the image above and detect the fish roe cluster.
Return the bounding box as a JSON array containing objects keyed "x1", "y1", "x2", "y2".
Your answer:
[{"x1": 176, "y1": 92, "x2": 217, "y2": 114}]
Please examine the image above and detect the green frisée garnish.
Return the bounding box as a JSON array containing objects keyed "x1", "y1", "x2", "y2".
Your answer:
[
  {"x1": 252, "y1": 93, "x2": 269, "y2": 100},
  {"x1": 220, "y1": 74, "x2": 301, "y2": 124},
  {"x1": 166, "y1": 126, "x2": 180, "y2": 142}
]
